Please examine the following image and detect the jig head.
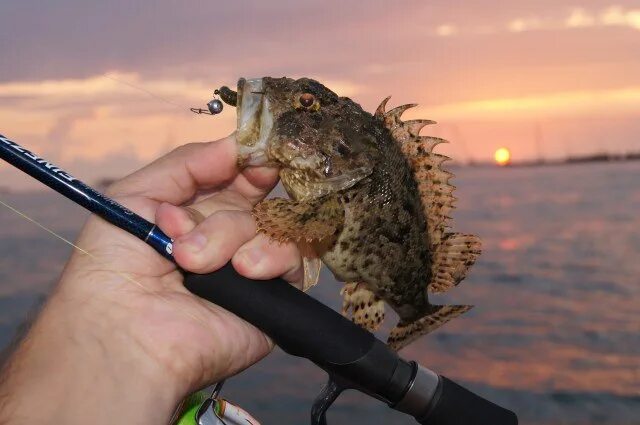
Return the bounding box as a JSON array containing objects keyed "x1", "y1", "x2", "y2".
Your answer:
[
  {"x1": 190, "y1": 86, "x2": 238, "y2": 116},
  {"x1": 190, "y1": 90, "x2": 224, "y2": 115}
]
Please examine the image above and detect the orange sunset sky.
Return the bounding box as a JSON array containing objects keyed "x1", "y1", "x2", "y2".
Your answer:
[{"x1": 1, "y1": 1, "x2": 639, "y2": 189}]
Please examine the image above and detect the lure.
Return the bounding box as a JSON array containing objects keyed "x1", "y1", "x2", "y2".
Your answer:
[{"x1": 174, "y1": 383, "x2": 260, "y2": 425}]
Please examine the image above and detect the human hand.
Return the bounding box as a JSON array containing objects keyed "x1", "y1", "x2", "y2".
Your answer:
[{"x1": 0, "y1": 134, "x2": 304, "y2": 425}]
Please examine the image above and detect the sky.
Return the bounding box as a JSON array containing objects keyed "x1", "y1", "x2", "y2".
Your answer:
[{"x1": 1, "y1": 0, "x2": 639, "y2": 189}]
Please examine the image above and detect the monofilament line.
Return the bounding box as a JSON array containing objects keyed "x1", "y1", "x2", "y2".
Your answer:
[
  {"x1": 103, "y1": 72, "x2": 189, "y2": 111},
  {"x1": 0, "y1": 197, "x2": 207, "y2": 326}
]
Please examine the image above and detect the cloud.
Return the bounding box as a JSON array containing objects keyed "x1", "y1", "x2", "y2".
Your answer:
[
  {"x1": 0, "y1": 72, "x2": 227, "y2": 164},
  {"x1": 0, "y1": 72, "x2": 211, "y2": 106},
  {"x1": 0, "y1": 0, "x2": 440, "y2": 83},
  {"x1": 435, "y1": 24, "x2": 458, "y2": 37},
  {"x1": 423, "y1": 86, "x2": 640, "y2": 120},
  {"x1": 600, "y1": 5, "x2": 640, "y2": 29},
  {"x1": 508, "y1": 18, "x2": 544, "y2": 33},
  {"x1": 433, "y1": 5, "x2": 640, "y2": 36},
  {"x1": 562, "y1": 5, "x2": 640, "y2": 31},
  {"x1": 557, "y1": 5, "x2": 640, "y2": 31},
  {"x1": 0, "y1": 0, "x2": 639, "y2": 180},
  {"x1": 0, "y1": 72, "x2": 362, "y2": 165},
  {"x1": 566, "y1": 8, "x2": 597, "y2": 28}
]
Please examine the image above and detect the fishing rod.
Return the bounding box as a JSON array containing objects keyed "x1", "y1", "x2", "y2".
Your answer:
[{"x1": 0, "y1": 133, "x2": 518, "y2": 425}]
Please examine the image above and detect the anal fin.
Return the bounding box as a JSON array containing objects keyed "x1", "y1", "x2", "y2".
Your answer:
[
  {"x1": 341, "y1": 282, "x2": 385, "y2": 332},
  {"x1": 387, "y1": 305, "x2": 472, "y2": 351}
]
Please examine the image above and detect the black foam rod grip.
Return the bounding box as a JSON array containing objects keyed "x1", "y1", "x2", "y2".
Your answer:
[
  {"x1": 418, "y1": 376, "x2": 518, "y2": 425},
  {"x1": 183, "y1": 263, "x2": 375, "y2": 365}
]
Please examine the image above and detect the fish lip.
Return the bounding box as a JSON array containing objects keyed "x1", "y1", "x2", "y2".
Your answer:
[
  {"x1": 235, "y1": 77, "x2": 274, "y2": 167},
  {"x1": 236, "y1": 78, "x2": 246, "y2": 107}
]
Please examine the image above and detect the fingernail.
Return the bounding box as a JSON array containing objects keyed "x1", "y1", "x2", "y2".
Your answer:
[
  {"x1": 237, "y1": 247, "x2": 264, "y2": 268},
  {"x1": 177, "y1": 232, "x2": 207, "y2": 253}
]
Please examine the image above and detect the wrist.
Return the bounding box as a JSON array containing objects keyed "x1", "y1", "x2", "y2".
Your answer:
[{"x1": 0, "y1": 282, "x2": 184, "y2": 425}]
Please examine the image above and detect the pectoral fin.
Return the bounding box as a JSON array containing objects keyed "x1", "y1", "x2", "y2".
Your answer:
[
  {"x1": 252, "y1": 197, "x2": 344, "y2": 243},
  {"x1": 253, "y1": 197, "x2": 343, "y2": 290}
]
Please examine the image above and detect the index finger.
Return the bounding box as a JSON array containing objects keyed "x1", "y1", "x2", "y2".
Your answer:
[{"x1": 106, "y1": 134, "x2": 277, "y2": 205}]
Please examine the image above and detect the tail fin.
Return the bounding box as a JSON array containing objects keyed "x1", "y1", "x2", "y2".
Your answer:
[
  {"x1": 387, "y1": 305, "x2": 472, "y2": 351},
  {"x1": 429, "y1": 233, "x2": 482, "y2": 294}
]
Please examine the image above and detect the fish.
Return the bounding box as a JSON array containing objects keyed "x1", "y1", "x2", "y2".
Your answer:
[{"x1": 223, "y1": 77, "x2": 481, "y2": 351}]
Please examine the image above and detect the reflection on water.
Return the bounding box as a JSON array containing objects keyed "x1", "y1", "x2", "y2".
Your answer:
[{"x1": 1, "y1": 162, "x2": 639, "y2": 424}]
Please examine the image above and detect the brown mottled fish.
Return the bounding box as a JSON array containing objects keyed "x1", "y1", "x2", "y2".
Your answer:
[{"x1": 219, "y1": 77, "x2": 481, "y2": 351}]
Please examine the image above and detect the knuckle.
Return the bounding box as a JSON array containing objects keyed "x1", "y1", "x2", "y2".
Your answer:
[
  {"x1": 173, "y1": 209, "x2": 256, "y2": 273},
  {"x1": 208, "y1": 209, "x2": 253, "y2": 230}
]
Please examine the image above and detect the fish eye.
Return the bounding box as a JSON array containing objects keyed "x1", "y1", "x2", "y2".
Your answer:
[
  {"x1": 299, "y1": 93, "x2": 316, "y2": 108},
  {"x1": 294, "y1": 92, "x2": 320, "y2": 111}
]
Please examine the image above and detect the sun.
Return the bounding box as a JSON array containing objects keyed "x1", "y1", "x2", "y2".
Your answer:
[{"x1": 494, "y1": 147, "x2": 511, "y2": 166}]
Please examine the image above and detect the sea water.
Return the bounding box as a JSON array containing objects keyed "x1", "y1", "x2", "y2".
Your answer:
[{"x1": 1, "y1": 161, "x2": 638, "y2": 424}]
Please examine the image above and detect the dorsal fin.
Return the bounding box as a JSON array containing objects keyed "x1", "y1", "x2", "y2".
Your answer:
[
  {"x1": 376, "y1": 97, "x2": 482, "y2": 292},
  {"x1": 383, "y1": 103, "x2": 418, "y2": 129},
  {"x1": 377, "y1": 98, "x2": 450, "y2": 249},
  {"x1": 375, "y1": 96, "x2": 391, "y2": 118}
]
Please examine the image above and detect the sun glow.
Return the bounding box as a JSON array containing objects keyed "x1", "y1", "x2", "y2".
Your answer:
[{"x1": 494, "y1": 147, "x2": 511, "y2": 166}]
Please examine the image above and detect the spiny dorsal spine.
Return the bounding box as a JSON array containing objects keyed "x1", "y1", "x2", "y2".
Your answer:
[{"x1": 375, "y1": 97, "x2": 481, "y2": 294}]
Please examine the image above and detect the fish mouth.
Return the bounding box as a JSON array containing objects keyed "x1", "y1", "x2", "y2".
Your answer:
[{"x1": 235, "y1": 78, "x2": 274, "y2": 167}]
